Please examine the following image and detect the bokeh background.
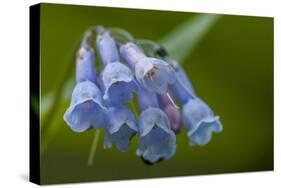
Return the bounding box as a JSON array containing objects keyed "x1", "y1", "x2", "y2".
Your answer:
[{"x1": 38, "y1": 3, "x2": 273, "y2": 184}]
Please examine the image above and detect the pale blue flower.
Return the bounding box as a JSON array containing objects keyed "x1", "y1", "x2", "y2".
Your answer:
[
  {"x1": 120, "y1": 42, "x2": 176, "y2": 95},
  {"x1": 119, "y1": 42, "x2": 146, "y2": 68},
  {"x1": 96, "y1": 31, "x2": 120, "y2": 65},
  {"x1": 96, "y1": 31, "x2": 137, "y2": 105},
  {"x1": 101, "y1": 62, "x2": 137, "y2": 105},
  {"x1": 137, "y1": 88, "x2": 159, "y2": 110},
  {"x1": 136, "y1": 107, "x2": 176, "y2": 163},
  {"x1": 169, "y1": 77, "x2": 194, "y2": 104},
  {"x1": 75, "y1": 47, "x2": 96, "y2": 83},
  {"x1": 175, "y1": 67, "x2": 196, "y2": 95},
  {"x1": 182, "y1": 97, "x2": 223, "y2": 146},
  {"x1": 104, "y1": 105, "x2": 138, "y2": 152},
  {"x1": 64, "y1": 81, "x2": 107, "y2": 132},
  {"x1": 135, "y1": 57, "x2": 176, "y2": 95},
  {"x1": 169, "y1": 65, "x2": 223, "y2": 145}
]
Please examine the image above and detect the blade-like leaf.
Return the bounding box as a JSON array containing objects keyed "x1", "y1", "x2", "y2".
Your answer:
[{"x1": 160, "y1": 14, "x2": 220, "y2": 62}]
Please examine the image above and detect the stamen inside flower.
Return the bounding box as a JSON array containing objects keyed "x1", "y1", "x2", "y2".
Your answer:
[
  {"x1": 146, "y1": 67, "x2": 157, "y2": 77},
  {"x1": 166, "y1": 93, "x2": 179, "y2": 109}
]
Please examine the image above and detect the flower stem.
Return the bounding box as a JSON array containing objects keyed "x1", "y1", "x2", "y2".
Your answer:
[{"x1": 88, "y1": 129, "x2": 101, "y2": 166}]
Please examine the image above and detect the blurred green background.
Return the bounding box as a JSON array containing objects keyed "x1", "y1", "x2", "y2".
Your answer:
[{"x1": 39, "y1": 3, "x2": 273, "y2": 185}]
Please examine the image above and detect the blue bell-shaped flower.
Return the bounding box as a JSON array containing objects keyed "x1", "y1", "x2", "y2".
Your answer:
[
  {"x1": 182, "y1": 97, "x2": 223, "y2": 146},
  {"x1": 96, "y1": 31, "x2": 137, "y2": 105},
  {"x1": 136, "y1": 89, "x2": 176, "y2": 163},
  {"x1": 64, "y1": 46, "x2": 107, "y2": 132},
  {"x1": 104, "y1": 105, "x2": 138, "y2": 152},
  {"x1": 120, "y1": 42, "x2": 176, "y2": 95}
]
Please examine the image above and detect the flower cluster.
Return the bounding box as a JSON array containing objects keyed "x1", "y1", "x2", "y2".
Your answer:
[{"x1": 64, "y1": 26, "x2": 223, "y2": 164}]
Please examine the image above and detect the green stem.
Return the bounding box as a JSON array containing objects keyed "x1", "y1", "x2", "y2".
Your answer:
[{"x1": 88, "y1": 129, "x2": 101, "y2": 166}]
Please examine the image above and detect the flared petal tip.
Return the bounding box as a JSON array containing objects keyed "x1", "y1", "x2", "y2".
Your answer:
[
  {"x1": 138, "y1": 107, "x2": 171, "y2": 137},
  {"x1": 63, "y1": 109, "x2": 92, "y2": 133},
  {"x1": 188, "y1": 118, "x2": 223, "y2": 146}
]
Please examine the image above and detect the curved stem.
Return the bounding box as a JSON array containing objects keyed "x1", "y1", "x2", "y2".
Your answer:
[{"x1": 88, "y1": 129, "x2": 101, "y2": 166}]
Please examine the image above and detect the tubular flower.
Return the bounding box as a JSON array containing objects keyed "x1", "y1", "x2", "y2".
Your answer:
[
  {"x1": 101, "y1": 62, "x2": 137, "y2": 105},
  {"x1": 137, "y1": 107, "x2": 176, "y2": 163},
  {"x1": 64, "y1": 81, "x2": 107, "y2": 132},
  {"x1": 96, "y1": 31, "x2": 137, "y2": 105},
  {"x1": 64, "y1": 46, "x2": 107, "y2": 132},
  {"x1": 75, "y1": 47, "x2": 96, "y2": 83},
  {"x1": 120, "y1": 42, "x2": 176, "y2": 95},
  {"x1": 136, "y1": 89, "x2": 176, "y2": 163},
  {"x1": 158, "y1": 95, "x2": 182, "y2": 133},
  {"x1": 182, "y1": 97, "x2": 223, "y2": 146},
  {"x1": 167, "y1": 61, "x2": 223, "y2": 145}
]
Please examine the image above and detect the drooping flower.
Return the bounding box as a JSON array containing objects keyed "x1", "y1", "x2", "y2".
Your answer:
[
  {"x1": 64, "y1": 46, "x2": 107, "y2": 132},
  {"x1": 96, "y1": 31, "x2": 137, "y2": 105},
  {"x1": 168, "y1": 62, "x2": 223, "y2": 145},
  {"x1": 175, "y1": 67, "x2": 196, "y2": 96},
  {"x1": 137, "y1": 107, "x2": 176, "y2": 163},
  {"x1": 136, "y1": 89, "x2": 176, "y2": 163},
  {"x1": 182, "y1": 97, "x2": 223, "y2": 146},
  {"x1": 169, "y1": 75, "x2": 194, "y2": 105},
  {"x1": 101, "y1": 62, "x2": 137, "y2": 105},
  {"x1": 96, "y1": 30, "x2": 120, "y2": 65},
  {"x1": 64, "y1": 81, "x2": 107, "y2": 132},
  {"x1": 104, "y1": 105, "x2": 138, "y2": 152},
  {"x1": 75, "y1": 47, "x2": 96, "y2": 83},
  {"x1": 158, "y1": 95, "x2": 181, "y2": 133},
  {"x1": 120, "y1": 42, "x2": 176, "y2": 95}
]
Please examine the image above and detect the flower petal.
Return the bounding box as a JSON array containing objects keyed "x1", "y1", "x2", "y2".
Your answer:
[
  {"x1": 182, "y1": 97, "x2": 223, "y2": 146},
  {"x1": 107, "y1": 105, "x2": 138, "y2": 134},
  {"x1": 138, "y1": 107, "x2": 171, "y2": 137},
  {"x1": 175, "y1": 67, "x2": 196, "y2": 95},
  {"x1": 103, "y1": 105, "x2": 137, "y2": 152},
  {"x1": 188, "y1": 120, "x2": 222, "y2": 146},
  {"x1": 135, "y1": 57, "x2": 175, "y2": 95},
  {"x1": 96, "y1": 31, "x2": 120, "y2": 64},
  {"x1": 76, "y1": 47, "x2": 96, "y2": 83},
  {"x1": 119, "y1": 42, "x2": 146, "y2": 68},
  {"x1": 104, "y1": 125, "x2": 136, "y2": 152},
  {"x1": 63, "y1": 81, "x2": 107, "y2": 132},
  {"x1": 137, "y1": 127, "x2": 176, "y2": 163},
  {"x1": 102, "y1": 62, "x2": 136, "y2": 105}
]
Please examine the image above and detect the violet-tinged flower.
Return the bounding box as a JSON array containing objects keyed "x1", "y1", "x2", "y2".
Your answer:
[
  {"x1": 158, "y1": 95, "x2": 181, "y2": 133},
  {"x1": 182, "y1": 97, "x2": 223, "y2": 146},
  {"x1": 104, "y1": 105, "x2": 138, "y2": 152},
  {"x1": 64, "y1": 81, "x2": 107, "y2": 132},
  {"x1": 96, "y1": 31, "x2": 137, "y2": 105},
  {"x1": 120, "y1": 42, "x2": 176, "y2": 95},
  {"x1": 136, "y1": 89, "x2": 176, "y2": 163}
]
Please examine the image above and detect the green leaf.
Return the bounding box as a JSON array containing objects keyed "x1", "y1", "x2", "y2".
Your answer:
[{"x1": 160, "y1": 14, "x2": 221, "y2": 63}]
